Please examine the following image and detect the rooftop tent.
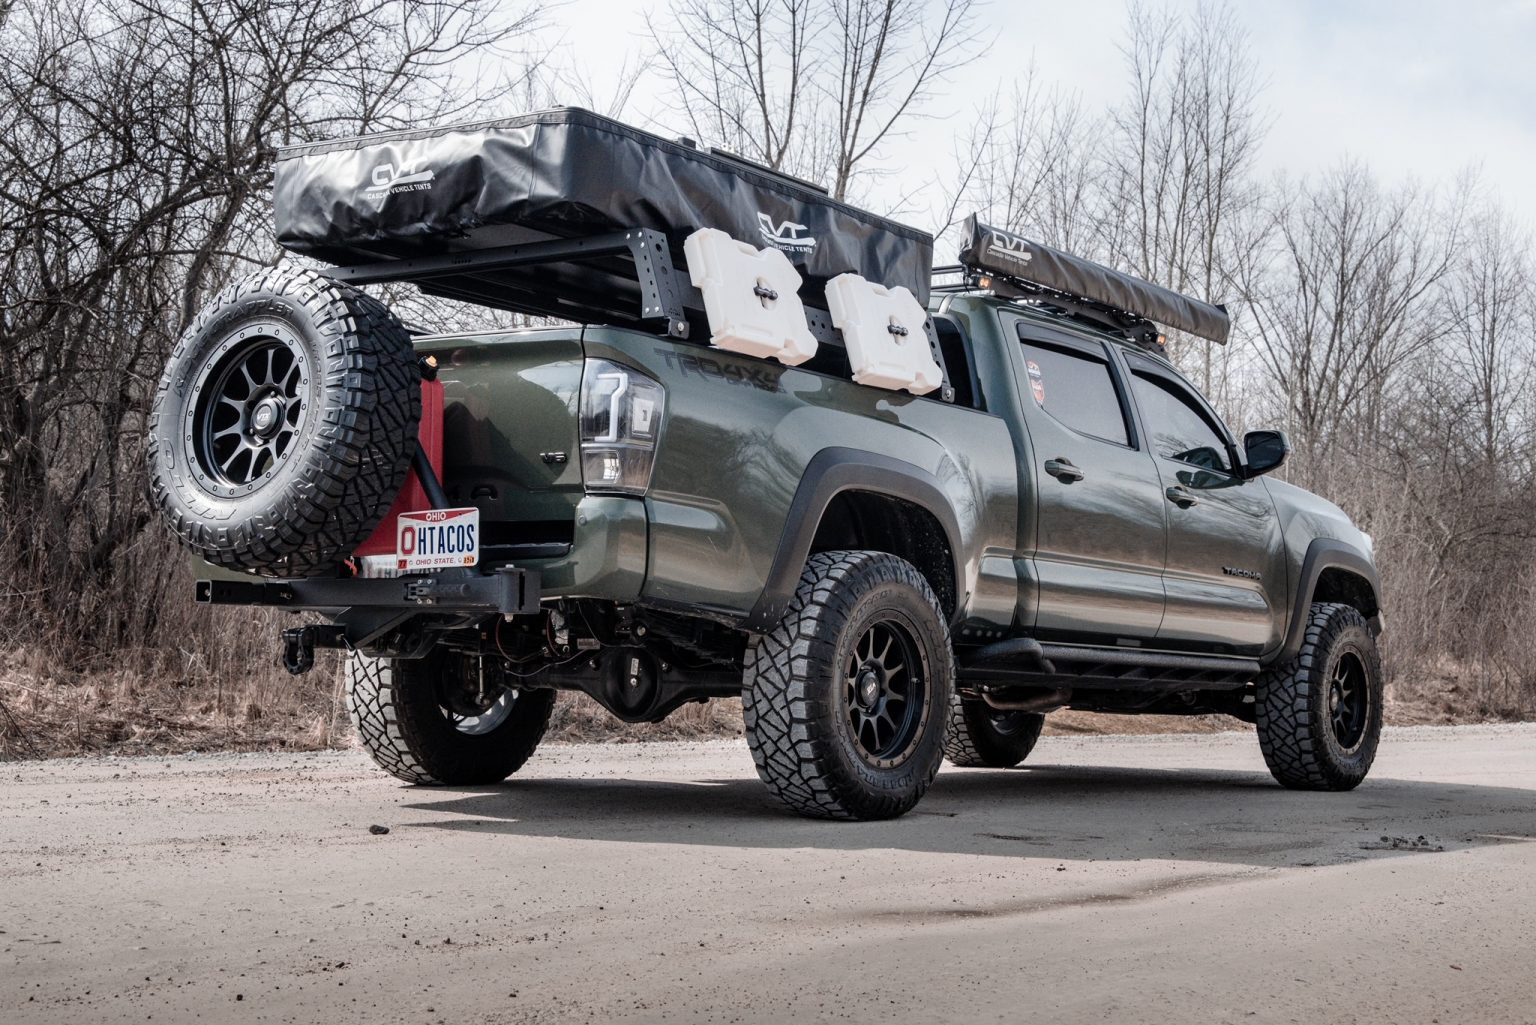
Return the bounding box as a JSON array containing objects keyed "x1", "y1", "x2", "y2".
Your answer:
[
  {"x1": 955, "y1": 215, "x2": 1231, "y2": 345},
  {"x1": 273, "y1": 107, "x2": 934, "y2": 323}
]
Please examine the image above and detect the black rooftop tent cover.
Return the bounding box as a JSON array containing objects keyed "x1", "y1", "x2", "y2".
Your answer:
[
  {"x1": 273, "y1": 107, "x2": 934, "y2": 315},
  {"x1": 956, "y1": 216, "x2": 1230, "y2": 344}
]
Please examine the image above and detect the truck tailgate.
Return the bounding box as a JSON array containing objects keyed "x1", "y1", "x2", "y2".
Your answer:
[{"x1": 418, "y1": 330, "x2": 585, "y2": 550}]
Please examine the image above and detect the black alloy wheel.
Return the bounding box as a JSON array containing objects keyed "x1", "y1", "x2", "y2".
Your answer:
[
  {"x1": 192, "y1": 333, "x2": 308, "y2": 494},
  {"x1": 1327, "y1": 651, "x2": 1370, "y2": 751},
  {"x1": 845, "y1": 618, "x2": 929, "y2": 768},
  {"x1": 987, "y1": 710, "x2": 1035, "y2": 738},
  {"x1": 437, "y1": 657, "x2": 521, "y2": 737}
]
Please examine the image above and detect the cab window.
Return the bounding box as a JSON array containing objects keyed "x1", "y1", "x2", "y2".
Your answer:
[
  {"x1": 1128, "y1": 370, "x2": 1232, "y2": 474},
  {"x1": 1018, "y1": 339, "x2": 1130, "y2": 446},
  {"x1": 933, "y1": 315, "x2": 983, "y2": 410}
]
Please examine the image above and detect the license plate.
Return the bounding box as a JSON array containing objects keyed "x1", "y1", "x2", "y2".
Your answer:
[{"x1": 396, "y1": 507, "x2": 479, "y2": 572}]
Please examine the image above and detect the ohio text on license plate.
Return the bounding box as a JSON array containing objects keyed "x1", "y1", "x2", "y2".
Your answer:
[{"x1": 396, "y1": 508, "x2": 479, "y2": 571}]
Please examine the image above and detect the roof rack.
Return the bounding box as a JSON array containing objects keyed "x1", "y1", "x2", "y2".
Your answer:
[
  {"x1": 327, "y1": 228, "x2": 697, "y2": 338},
  {"x1": 328, "y1": 226, "x2": 957, "y2": 402},
  {"x1": 953, "y1": 216, "x2": 1230, "y2": 348}
]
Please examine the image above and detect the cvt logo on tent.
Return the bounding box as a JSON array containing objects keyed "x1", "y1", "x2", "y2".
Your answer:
[
  {"x1": 364, "y1": 161, "x2": 436, "y2": 199},
  {"x1": 757, "y1": 212, "x2": 818, "y2": 253},
  {"x1": 987, "y1": 229, "x2": 1034, "y2": 268}
]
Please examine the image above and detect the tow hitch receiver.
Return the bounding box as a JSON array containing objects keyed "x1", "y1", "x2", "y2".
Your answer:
[{"x1": 282, "y1": 625, "x2": 346, "y2": 676}]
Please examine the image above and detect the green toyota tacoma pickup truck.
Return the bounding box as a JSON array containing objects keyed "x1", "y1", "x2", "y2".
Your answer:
[{"x1": 147, "y1": 109, "x2": 1384, "y2": 820}]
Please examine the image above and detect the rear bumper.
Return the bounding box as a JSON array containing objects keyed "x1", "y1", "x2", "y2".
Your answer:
[
  {"x1": 196, "y1": 566, "x2": 540, "y2": 617},
  {"x1": 192, "y1": 494, "x2": 648, "y2": 647},
  {"x1": 194, "y1": 494, "x2": 646, "y2": 610}
]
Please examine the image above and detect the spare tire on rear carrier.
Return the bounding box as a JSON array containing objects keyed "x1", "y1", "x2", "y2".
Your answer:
[{"x1": 146, "y1": 266, "x2": 421, "y2": 577}]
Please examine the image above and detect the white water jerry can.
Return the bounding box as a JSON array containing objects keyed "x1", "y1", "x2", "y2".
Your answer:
[
  {"x1": 824, "y1": 273, "x2": 942, "y2": 395},
  {"x1": 684, "y1": 227, "x2": 819, "y2": 366}
]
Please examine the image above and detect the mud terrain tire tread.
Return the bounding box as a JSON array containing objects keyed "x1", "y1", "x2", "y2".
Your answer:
[
  {"x1": 742, "y1": 551, "x2": 954, "y2": 821},
  {"x1": 147, "y1": 265, "x2": 420, "y2": 577},
  {"x1": 944, "y1": 700, "x2": 1044, "y2": 768},
  {"x1": 1255, "y1": 602, "x2": 1383, "y2": 791},
  {"x1": 346, "y1": 652, "x2": 555, "y2": 786}
]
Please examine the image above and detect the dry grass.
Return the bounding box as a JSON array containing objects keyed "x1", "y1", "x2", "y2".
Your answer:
[
  {"x1": 1043, "y1": 711, "x2": 1249, "y2": 736},
  {"x1": 0, "y1": 638, "x2": 745, "y2": 761},
  {"x1": 546, "y1": 695, "x2": 744, "y2": 743},
  {"x1": 0, "y1": 646, "x2": 351, "y2": 761},
  {"x1": 1384, "y1": 653, "x2": 1536, "y2": 726}
]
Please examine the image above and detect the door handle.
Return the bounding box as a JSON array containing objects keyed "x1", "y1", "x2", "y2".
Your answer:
[
  {"x1": 1044, "y1": 458, "x2": 1085, "y2": 483},
  {"x1": 1165, "y1": 485, "x2": 1199, "y2": 507}
]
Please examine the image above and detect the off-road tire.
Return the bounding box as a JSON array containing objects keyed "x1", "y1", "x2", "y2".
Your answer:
[
  {"x1": 742, "y1": 551, "x2": 954, "y2": 821},
  {"x1": 346, "y1": 651, "x2": 556, "y2": 786},
  {"x1": 945, "y1": 699, "x2": 1044, "y2": 768},
  {"x1": 147, "y1": 265, "x2": 420, "y2": 577},
  {"x1": 1255, "y1": 602, "x2": 1383, "y2": 791}
]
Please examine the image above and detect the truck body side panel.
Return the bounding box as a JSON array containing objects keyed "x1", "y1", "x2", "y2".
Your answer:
[
  {"x1": 410, "y1": 312, "x2": 1374, "y2": 661},
  {"x1": 583, "y1": 329, "x2": 1020, "y2": 629},
  {"x1": 937, "y1": 298, "x2": 1038, "y2": 640}
]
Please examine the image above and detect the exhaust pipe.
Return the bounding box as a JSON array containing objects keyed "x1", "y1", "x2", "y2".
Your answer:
[{"x1": 980, "y1": 687, "x2": 1072, "y2": 714}]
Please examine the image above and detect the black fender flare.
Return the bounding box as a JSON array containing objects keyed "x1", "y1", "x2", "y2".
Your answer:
[
  {"x1": 1273, "y1": 538, "x2": 1383, "y2": 664},
  {"x1": 742, "y1": 447, "x2": 966, "y2": 631}
]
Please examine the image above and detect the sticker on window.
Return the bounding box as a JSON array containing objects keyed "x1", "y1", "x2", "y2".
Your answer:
[{"x1": 1025, "y1": 359, "x2": 1045, "y2": 405}]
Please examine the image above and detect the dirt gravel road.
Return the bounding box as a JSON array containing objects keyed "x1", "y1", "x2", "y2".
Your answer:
[{"x1": 3, "y1": 725, "x2": 1534, "y2": 1024}]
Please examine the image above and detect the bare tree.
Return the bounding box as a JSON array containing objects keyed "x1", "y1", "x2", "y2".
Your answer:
[
  {"x1": 648, "y1": 0, "x2": 817, "y2": 175},
  {"x1": 544, "y1": 49, "x2": 651, "y2": 120},
  {"x1": 941, "y1": 3, "x2": 1262, "y2": 401},
  {"x1": 1101, "y1": 1, "x2": 1265, "y2": 394},
  {"x1": 648, "y1": 0, "x2": 984, "y2": 201},
  {"x1": 1231, "y1": 163, "x2": 1462, "y2": 464},
  {"x1": 1439, "y1": 205, "x2": 1535, "y2": 468},
  {"x1": 939, "y1": 71, "x2": 1101, "y2": 251},
  {"x1": 0, "y1": 0, "x2": 542, "y2": 656},
  {"x1": 1356, "y1": 208, "x2": 1536, "y2": 692}
]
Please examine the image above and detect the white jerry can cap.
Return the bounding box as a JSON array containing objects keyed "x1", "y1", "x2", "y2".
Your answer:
[
  {"x1": 684, "y1": 228, "x2": 819, "y2": 365},
  {"x1": 824, "y1": 273, "x2": 943, "y2": 395}
]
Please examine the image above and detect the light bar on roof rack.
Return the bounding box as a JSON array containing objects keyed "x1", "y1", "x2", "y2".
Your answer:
[{"x1": 956, "y1": 215, "x2": 1231, "y2": 345}]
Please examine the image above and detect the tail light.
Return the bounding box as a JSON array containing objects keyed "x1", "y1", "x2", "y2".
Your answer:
[{"x1": 579, "y1": 358, "x2": 665, "y2": 495}]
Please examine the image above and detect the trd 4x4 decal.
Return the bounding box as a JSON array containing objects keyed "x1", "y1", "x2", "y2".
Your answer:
[{"x1": 656, "y1": 347, "x2": 784, "y2": 392}]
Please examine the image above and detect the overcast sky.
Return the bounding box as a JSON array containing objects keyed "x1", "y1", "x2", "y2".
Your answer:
[{"x1": 538, "y1": 0, "x2": 1536, "y2": 227}]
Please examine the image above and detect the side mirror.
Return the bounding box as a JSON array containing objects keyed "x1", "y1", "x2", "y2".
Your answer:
[{"x1": 1243, "y1": 429, "x2": 1291, "y2": 478}]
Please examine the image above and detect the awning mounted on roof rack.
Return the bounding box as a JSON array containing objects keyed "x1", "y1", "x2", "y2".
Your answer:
[{"x1": 956, "y1": 215, "x2": 1230, "y2": 345}]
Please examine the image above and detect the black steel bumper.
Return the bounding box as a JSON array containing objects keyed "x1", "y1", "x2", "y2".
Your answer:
[{"x1": 196, "y1": 566, "x2": 540, "y2": 617}]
